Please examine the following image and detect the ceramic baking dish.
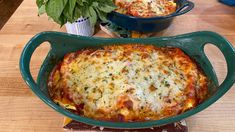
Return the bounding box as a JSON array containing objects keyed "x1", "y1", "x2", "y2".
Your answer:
[
  {"x1": 107, "y1": 0, "x2": 194, "y2": 32},
  {"x1": 20, "y1": 31, "x2": 235, "y2": 129}
]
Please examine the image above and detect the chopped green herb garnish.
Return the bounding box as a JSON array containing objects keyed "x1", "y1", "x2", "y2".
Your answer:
[{"x1": 84, "y1": 87, "x2": 89, "y2": 91}]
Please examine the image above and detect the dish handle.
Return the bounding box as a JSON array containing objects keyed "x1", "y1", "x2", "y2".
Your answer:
[
  {"x1": 20, "y1": 33, "x2": 51, "y2": 101},
  {"x1": 172, "y1": 0, "x2": 194, "y2": 16},
  {"x1": 200, "y1": 32, "x2": 235, "y2": 93}
]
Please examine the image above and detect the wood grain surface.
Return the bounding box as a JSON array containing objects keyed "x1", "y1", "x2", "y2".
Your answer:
[{"x1": 0, "y1": 0, "x2": 235, "y2": 132}]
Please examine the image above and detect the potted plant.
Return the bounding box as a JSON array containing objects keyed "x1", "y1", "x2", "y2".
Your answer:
[{"x1": 36, "y1": 0, "x2": 116, "y2": 36}]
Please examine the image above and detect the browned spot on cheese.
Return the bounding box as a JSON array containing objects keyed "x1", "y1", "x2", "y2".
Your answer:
[
  {"x1": 126, "y1": 88, "x2": 135, "y2": 94},
  {"x1": 163, "y1": 70, "x2": 169, "y2": 74},
  {"x1": 121, "y1": 67, "x2": 128, "y2": 73},
  {"x1": 141, "y1": 53, "x2": 149, "y2": 59},
  {"x1": 149, "y1": 84, "x2": 157, "y2": 92}
]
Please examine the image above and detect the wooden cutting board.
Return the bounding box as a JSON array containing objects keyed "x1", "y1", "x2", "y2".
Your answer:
[{"x1": 0, "y1": 0, "x2": 235, "y2": 131}]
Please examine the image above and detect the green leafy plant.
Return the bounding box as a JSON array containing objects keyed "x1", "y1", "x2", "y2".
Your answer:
[{"x1": 36, "y1": 0, "x2": 116, "y2": 26}]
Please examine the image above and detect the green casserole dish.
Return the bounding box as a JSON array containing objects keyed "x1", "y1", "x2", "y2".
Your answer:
[{"x1": 20, "y1": 31, "x2": 235, "y2": 129}]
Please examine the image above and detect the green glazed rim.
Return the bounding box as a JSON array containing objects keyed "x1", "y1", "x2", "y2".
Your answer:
[{"x1": 20, "y1": 31, "x2": 235, "y2": 129}]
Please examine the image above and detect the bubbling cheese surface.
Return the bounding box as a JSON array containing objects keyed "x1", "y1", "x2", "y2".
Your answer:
[
  {"x1": 48, "y1": 44, "x2": 208, "y2": 121},
  {"x1": 115, "y1": 0, "x2": 177, "y2": 17}
]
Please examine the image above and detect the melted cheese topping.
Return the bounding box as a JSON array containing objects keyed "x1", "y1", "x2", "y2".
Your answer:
[
  {"x1": 48, "y1": 44, "x2": 208, "y2": 122},
  {"x1": 115, "y1": 0, "x2": 177, "y2": 17}
]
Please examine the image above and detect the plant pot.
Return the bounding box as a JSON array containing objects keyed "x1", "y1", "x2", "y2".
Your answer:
[{"x1": 65, "y1": 17, "x2": 94, "y2": 36}]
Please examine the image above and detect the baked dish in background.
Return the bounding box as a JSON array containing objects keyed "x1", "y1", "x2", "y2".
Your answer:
[
  {"x1": 115, "y1": 0, "x2": 177, "y2": 17},
  {"x1": 48, "y1": 44, "x2": 208, "y2": 122},
  {"x1": 108, "y1": 0, "x2": 194, "y2": 32}
]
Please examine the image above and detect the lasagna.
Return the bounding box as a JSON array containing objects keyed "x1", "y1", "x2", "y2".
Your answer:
[
  {"x1": 48, "y1": 44, "x2": 208, "y2": 122},
  {"x1": 115, "y1": 0, "x2": 177, "y2": 17}
]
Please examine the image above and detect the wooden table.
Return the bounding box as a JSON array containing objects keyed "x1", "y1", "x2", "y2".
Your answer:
[{"x1": 0, "y1": 0, "x2": 235, "y2": 131}]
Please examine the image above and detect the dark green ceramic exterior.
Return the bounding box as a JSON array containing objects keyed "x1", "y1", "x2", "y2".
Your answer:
[
  {"x1": 20, "y1": 31, "x2": 235, "y2": 129},
  {"x1": 108, "y1": 0, "x2": 194, "y2": 32}
]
